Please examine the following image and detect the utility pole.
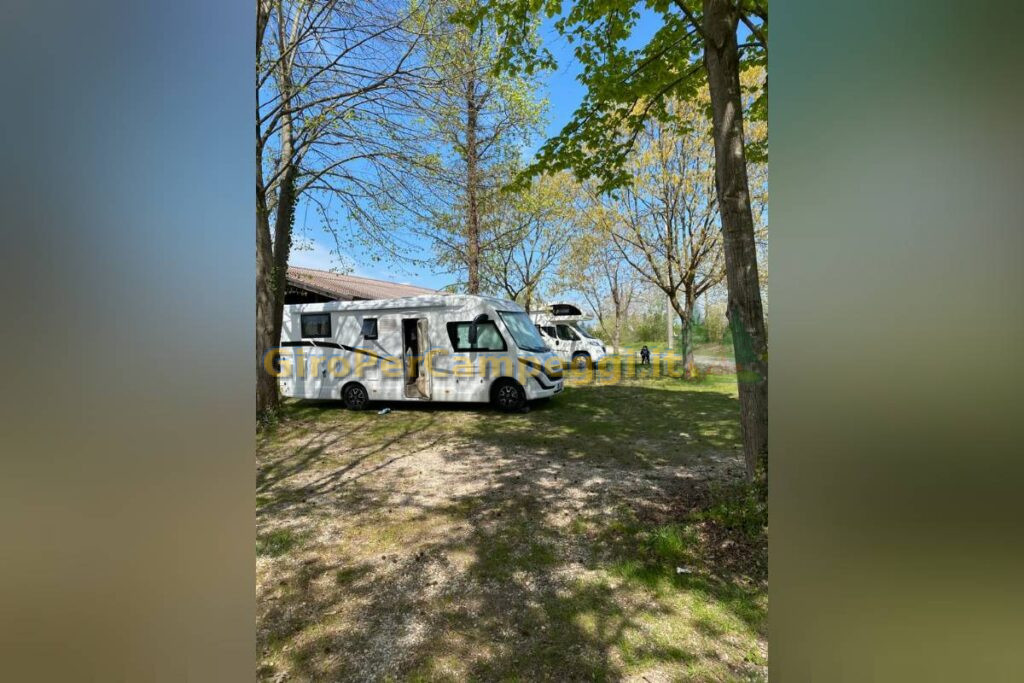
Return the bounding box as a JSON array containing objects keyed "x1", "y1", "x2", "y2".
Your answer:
[{"x1": 666, "y1": 292, "x2": 673, "y2": 351}]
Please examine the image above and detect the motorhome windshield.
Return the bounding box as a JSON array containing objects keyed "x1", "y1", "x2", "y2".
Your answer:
[
  {"x1": 573, "y1": 324, "x2": 596, "y2": 339},
  {"x1": 498, "y1": 311, "x2": 549, "y2": 352}
]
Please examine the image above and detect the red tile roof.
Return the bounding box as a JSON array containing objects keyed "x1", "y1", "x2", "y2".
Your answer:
[{"x1": 287, "y1": 266, "x2": 440, "y2": 300}]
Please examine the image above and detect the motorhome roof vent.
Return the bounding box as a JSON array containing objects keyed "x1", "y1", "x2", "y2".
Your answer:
[{"x1": 549, "y1": 303, "x2": 582, "y2": 316}]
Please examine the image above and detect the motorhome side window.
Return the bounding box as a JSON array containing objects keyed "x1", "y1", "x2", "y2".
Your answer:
[
  {"x1": 447, "y1": 321, "x2": 506, "y2": 351},
  {"x1": 360, "y1": 318, "x2": 378, "y2": 340},
  {"x1": 300, "y1": 313, "x2": 331, "y2": 338},
  {"x1": 556, "y1": 324, "x2": 578, "y2": 341}
]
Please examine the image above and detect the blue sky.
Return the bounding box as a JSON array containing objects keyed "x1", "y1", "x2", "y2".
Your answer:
[{"x1": 289, "y1": 10, "x2": 663, "y2": 291}]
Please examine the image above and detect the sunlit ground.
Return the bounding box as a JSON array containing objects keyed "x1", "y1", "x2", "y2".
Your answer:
[{"x1": 257, "y1": 375, "x2": 766, "y2": 681}]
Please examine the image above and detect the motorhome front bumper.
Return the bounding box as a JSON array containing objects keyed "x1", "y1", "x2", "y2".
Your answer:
[{"x1": 527, "y1": 375, "x2": 563, "y2": 399}]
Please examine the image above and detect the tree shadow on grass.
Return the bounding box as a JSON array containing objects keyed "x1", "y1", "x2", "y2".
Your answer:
[
  {"x1": 315, "y1": 380, "x2": 745, "y2": 470},
  {"x1": 470, "y1": 382, "x2": 745, "y2": 472},
  {"x1": 257, "y1": 383, "x2": 765, "y2": 681},
  {"x1": 257, "y1": 404, "x2": 446, "y2": 518}
]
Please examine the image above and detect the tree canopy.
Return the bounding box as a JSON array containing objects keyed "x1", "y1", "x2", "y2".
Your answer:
[{"x1": 456, "y1": 0, "x2": 766, "y2": 192}]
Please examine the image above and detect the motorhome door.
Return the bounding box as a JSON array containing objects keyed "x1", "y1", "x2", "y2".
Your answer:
[
  {"x1": 402, "y1": 318, "x2": 431, "y2": 399},
  {"x1": 554, "y1": 324, "x2": 579, "y2": 361},
  {"x1": 416, "y1": 318, "x2": 431, "y2": 399},
  {"x1": 537, "y1": 324, "x2": 558, "y2": 353}
]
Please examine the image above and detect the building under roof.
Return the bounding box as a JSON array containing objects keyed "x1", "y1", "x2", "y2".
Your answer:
[{"x1": 285, "y1": 266, "x2": 440, "y2": 304}]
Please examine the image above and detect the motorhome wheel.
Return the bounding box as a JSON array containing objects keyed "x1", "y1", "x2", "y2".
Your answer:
[
  {"x1": 492, "y1": 380, "x2": 526, "y2": 412},
  {"x1": 572, "y1": 353, "x2": 591, "y2": 370},
  {"x1": 342, "y1": 383, "x2": 369, "y2": 410}
]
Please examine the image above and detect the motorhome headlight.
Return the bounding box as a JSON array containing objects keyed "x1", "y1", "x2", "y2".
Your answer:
[
  {"x1": 520, "y1": 356, "x2": 562, "y2": 380},
  {"x1": 518, "y1": 358, "x2": 543, "y2": 375}
]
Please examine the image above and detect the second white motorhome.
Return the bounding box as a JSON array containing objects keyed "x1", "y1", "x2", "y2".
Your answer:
[
  {"x1": 529, "y1": 303, "x2": 608, "y2": 369},
  {"x1": 270, "y1": 294, "x2": 564, "y2": 412}
]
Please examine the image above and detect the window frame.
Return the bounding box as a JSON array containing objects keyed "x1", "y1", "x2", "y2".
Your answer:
[
  {"x1": 555, "y1": 324, "x2": 578, "y2": 341},
  {"x1": 446, "y1": 320, "x2": 507, "y2": 352},
  {"x1": 300, "y1": 313, "x2": 332, "y2": 339},
  {"x1": 361, "y1": 317, "x2": 378, "y2": 340}
]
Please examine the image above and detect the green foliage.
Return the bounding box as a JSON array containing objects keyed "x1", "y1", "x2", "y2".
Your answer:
[
  {"x1": 374, "y1": 0, "x2": 549, "y2": 287},
  {"x1": 693, "y1": 482, "x2": 767, "y2": 540},
  {"x1": 703, "y1": 300, "x2": 729, "y2": 343},
  {"x1": 479, "y1": 170, "x2": 575, "y2": 304},
  {"x1": 649, "y1": 524, "x2": 697, "y2": 565},
  {"x1": 457, "y1": 0, "x2": 767, "y2": 193},
  {"x1": 688, "y1": 320, "x2": 710, "y2": 346},
  {"x1": 627, "y1": 310, "x2": 667, "y2": 344},
  {"x1": 257, "y1": 529, "x2": 304, "y2": 557},
  {"x1": 678, "y1": 319, "x2": 732, "y2": 348}
]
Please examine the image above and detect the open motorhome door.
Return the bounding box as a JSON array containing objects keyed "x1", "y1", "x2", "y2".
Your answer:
[{"x1": 415, "y1": 318, "x2": 431, "y2": 399}]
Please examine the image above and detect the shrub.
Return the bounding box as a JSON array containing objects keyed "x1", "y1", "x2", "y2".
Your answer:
[
  {"x1": 626, "y1": 312, "x2": 667, "y2": 344},
  {"x1": 704, "y1": 301, "x2": 729, "y2": 343},
  {"x1": 693, "y1": 483, "x2": 767, "y2": 540}
]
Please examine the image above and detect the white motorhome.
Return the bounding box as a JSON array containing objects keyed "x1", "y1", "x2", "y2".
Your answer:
[
  {"x1": 529, "y1": 303, "x2": 608, "y2": 369},
  {"x1": 272, "y1": 294, "x2": 564, "y2": 411}
]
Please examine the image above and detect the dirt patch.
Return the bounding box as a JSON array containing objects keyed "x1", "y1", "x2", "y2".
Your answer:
[{"x1": 258, "y1": 383, "x2": 766, "y2": 681}]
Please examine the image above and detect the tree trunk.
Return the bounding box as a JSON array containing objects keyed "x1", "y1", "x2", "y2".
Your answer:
[
  {"x1": 256, "y1": 202, "x2": 278, "y2": 418},
  {"x1": 681, "y1": 289, "x2": 697, "y2": 378},
  {"x1": 679, "y1": 314, "x2": 696, "y2": 378},
  {"x1": 270, "y1": 164, "x2": 298, "y2": 351},
  {"x1": 256, "y1": 55, "x2": 299, "y2": 421},
  {"x1": 465, "y1": 80, "x2": 481, "y2": 294},
  {"x1": 612, "y1": 313, "x2": 622, "y2": 354},
  {"x1": 255, "y1": 164, "x2": 298, "y2": 422},
  {"x1": 611, "y1": 286, "x2": 624, "y2": 352},
  {"x1": 671, "y1": 294, "x2": 698, "y2": 380},
  {"x1": 703, "y1": 0, "x2": 769, "y2": 478},
  {"x1": 665, "y1": 292, "x2": 674, "y2": 350}
]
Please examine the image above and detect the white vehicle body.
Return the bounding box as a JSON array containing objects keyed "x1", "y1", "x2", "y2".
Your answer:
[
  {"x1": 275, "y1": 294, "x2": 564, "y2": 409},
  {"x1": 529, "y1": 303, "x2": 608, "y2": 368}
]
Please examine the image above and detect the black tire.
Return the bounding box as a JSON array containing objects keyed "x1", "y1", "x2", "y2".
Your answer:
[
  {"x1": 341, "y1": 382, "x2": 369, "y2": 410},
  {"x1": 491, "y1": 379, "x2": 526, "y2": 413},
  {"x1": 572, "y1": 352, "x2": 592, "y2": 370}
]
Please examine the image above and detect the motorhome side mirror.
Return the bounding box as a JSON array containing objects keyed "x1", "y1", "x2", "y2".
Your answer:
[{"x1": 468, "y1": 313, "x2": 488, "y2": 347}]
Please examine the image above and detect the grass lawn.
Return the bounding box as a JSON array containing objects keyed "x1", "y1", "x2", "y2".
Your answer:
[
  {"x1": 693, "y1": 343, "x2": 735, "y2": 360},
  {"x1": 620, "y1": 341, "x2": 735, "y2": 361},
  {"x1": 257, "y1": 374, "x2": 766, "y2": 681}
]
